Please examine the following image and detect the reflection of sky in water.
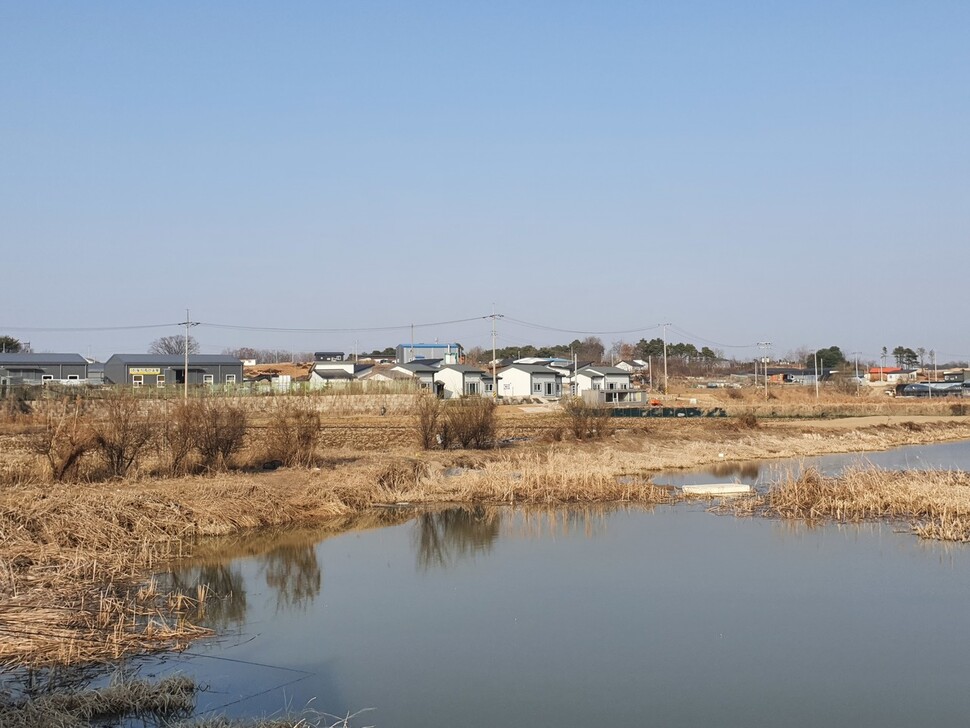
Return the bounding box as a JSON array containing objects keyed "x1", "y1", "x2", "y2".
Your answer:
[
  {"x1": 652, "y1": 439, "x2": 970, "y2": 487},
  {"x1": 120, "y1": 496, "x2": 970, "y2": 728}
]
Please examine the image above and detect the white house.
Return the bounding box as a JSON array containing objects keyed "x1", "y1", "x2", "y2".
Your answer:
[
  {"x1": 436, "y1": 364, "x2": 487, "y2": 399},
  {"x1": 498, "y1": 364, "x2": 563, "y2": 399},
  {"x1": 308, "y1": 361, "x2": 373, "y2": 388},
  {"x1": 615, "y1": 359, "x2": 648, "y2": 373},
  {"x1": 391, "y1": 360, "x2": 440, "y2": 390},
  {"x1": 575, "y1": 366, "x2": 632, "y2": 395}
]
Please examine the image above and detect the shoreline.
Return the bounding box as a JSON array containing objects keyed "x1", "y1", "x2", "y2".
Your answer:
[{"x1": 2, "y1": 415, "x2": 970, "y2": 669}]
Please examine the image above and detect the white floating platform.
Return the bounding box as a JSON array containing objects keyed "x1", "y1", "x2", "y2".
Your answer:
[{"x1": 681, "y1": 484, "x2": 753, "y2": 496}]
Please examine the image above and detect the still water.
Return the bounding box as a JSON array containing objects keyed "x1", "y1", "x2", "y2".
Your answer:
[
  {"x1": 653, "y1": 438, "x2": 970, "y2": 487},
  {"x1": 148, "y1": 441, "x2": 970, "y2": 728}
]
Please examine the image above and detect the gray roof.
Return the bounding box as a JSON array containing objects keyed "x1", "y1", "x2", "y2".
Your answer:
[
  {"x1": 0, "y1": 353, "x2": 88, "y2": 366},
  {"x1": 395, "y1": 361, "x2": 441, "y2": 374},
  {"x1": 310, "y1": 370, "x2": 355, "y2": 380},
  {"x1": 438, "y1": 364, "x2": 486, "y2": 375},
  {"x1": 579, "y1": 366, "x2": 630, "y2": 376},
  {"x1": 500, "y1": 364, "x2": 562, "y2": 375},
  {"x1": 106, "y1": 354, "x2": 243, "y2": 366}
]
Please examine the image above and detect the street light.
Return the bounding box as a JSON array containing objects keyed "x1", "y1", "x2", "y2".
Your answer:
[{"x1": 757, "y1": 342, "x2": 771, "y2": 400}]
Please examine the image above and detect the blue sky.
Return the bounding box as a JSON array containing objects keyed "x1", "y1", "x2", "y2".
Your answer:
[{"x1": 1, "y1": 2, "x2": 967, "y2": 363}]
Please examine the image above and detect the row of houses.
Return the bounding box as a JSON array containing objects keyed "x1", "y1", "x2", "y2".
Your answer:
[
  {"x1": 307, "y1": 354, "x2": 647, "y2": 402},
  {"x1": 0, "y1": 353, "x2": 244, "y2": 387},
  {"x1": 0, "y1": 350, "x2": 633, "y2": 401}
]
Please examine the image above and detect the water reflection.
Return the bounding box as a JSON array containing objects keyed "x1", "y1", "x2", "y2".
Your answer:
[
  {"x1": 704, "y1": 460, "x2": 762, "y2": 480},
  {"x1": 261, "y1": 543, "x2": 322, "y2": 610},
  {"x1": 161, "y1": 563, "x2": 249, "y2": 630},
  {"x1": 414, "y1": 507, "x2": 501, "y2": 570}
]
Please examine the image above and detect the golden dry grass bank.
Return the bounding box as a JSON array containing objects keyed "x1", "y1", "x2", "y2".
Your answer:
[
  {"x1": 735, "y1": 467, "x2": 970, "y2": 542},
  {"x1": 1, "y1": 408, "x2": 970, "y2": 669}
]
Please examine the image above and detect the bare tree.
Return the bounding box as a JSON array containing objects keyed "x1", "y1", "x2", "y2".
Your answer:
[{"x1": 150, "y1": 335, "x2": 200, "y2": 355}]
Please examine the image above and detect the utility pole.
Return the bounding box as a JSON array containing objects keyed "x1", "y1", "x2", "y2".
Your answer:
[
  {"x1": 660, "y1": 322, "x2": 671, "y2": 395},
  {"x1": 814, "y1": 352, "x2": 820, "y2": 402},
  {"x1": 757, "y1": 341, "x2": 771, "y2": 400},
  {"x1": 488, "y1": 306, "x2": 503, "y2": 399},
  {"x1": 179, "y1": 308, "x2": 199, "y2": 402}
]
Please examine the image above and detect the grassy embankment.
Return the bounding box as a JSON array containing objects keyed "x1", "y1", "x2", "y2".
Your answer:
[{"x1": 1, "y1": 386, "x2": 969, "y2": 669}]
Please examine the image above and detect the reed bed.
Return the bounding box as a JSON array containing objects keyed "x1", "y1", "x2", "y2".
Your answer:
[
  {"x1": 0, "y1": 674, "x2": 195, "y2": 728},
  {"x1": 2, "y1": 416, "x2": 970, "y2": 668},
  {"x1": 736, "y1": 467, "x2": 970, "y2": 541}
]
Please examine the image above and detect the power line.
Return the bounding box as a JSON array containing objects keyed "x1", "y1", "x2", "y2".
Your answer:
[
  {"x1": 503, "y1": 317, "x2": 662, "y2": 336},
  {"x1": 0, "y1": 323, "x2": 180, "y2": 332},
  {"x1": 196, "y1": 316, "x2": 489, "y2": 334}
]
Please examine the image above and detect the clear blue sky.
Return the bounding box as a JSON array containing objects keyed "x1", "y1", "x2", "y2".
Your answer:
[{"x1": 2, "y1": 2, "x2": 967, "y2": 363}]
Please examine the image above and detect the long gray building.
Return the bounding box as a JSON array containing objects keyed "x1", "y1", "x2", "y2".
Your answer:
[
  {"x1": 104, "y1": 354, "x2": 244, "y2": 387},
  {"x1": 0, "y1": 353, "x2": 89, "y2": 384}
]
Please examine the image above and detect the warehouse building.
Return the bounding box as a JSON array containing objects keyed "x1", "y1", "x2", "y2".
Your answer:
[
  {"x1": 104, "y1": 354, "x2": 244, "y2": 387},
  {"x1": 0, "y1": 353, "x2": 89, "y2": 384}
]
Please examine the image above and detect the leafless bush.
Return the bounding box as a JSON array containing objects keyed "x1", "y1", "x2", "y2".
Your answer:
[
  {"x1": 192, "y1": 400, "x2": 248, "y2": 470},
  {"x1": 377, "y1": 459, "x2": 430, "y2": 490},
  {"x1": 443, "y1": 398, "x2": 497, "y2": 449},
  {"x1": 90, "y1": 393, "x2": 154, "y2": 478},
  {"x1": 160, "y1": 402, "x2": 197, "y2": 476},
  {"x1": 29, "y1": 400, "x2": 95, "y2": 481},
  {"x1": 263, "y1": 399, "x2": 322, "y2": 467},
  {"x1": 734, "y1": 411, "x2": 760, "y2": 430},
  {"x1": 560, "y1": 397, "x2": 614, "y2": 440},
  {"x1": 414, "y1": 395, "x2": 442, "y2": 450}
]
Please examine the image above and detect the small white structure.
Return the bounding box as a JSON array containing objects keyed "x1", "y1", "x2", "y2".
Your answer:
[
  {"x1": 615, "y1": 359, "x2": 649, "y2": 373},
  {"x1": 498, "y1": 364, "x2": 563, "y2": 399},
  {"x1": 308, "y1": 361, "x2": 373, "y2": 388},
  {"x1": 436, "y1": 364, "x2": 487, "y2": 399},
  {"x1": 575, "y1": 366, "x2": 632, "y2": 395}
]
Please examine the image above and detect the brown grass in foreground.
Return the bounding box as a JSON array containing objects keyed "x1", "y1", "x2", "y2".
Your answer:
[
  {"x1": 2, "y1": 417, "x2": 970, "y2": 669},
  {"x1": 736, "y1": 467, "x2": 970, "y2": 542}
]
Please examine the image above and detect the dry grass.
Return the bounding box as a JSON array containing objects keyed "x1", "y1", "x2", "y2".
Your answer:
[
  {"x1": 1, "y1": 403, "x2": 969, "y2": 668},
  {"x1": 0, "y1": 674, "x2": 195, "y2": 727},
  {"x1": 734, "y1": 467, "x2": 970, "y2": 542}
]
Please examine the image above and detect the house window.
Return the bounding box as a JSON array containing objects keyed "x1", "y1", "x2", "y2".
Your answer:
[
  {"x1": 67, "y1": 374, "x2": 79, "y2": 381},
  {"x1": 203, "y1": 374, "x2": 214, "y2": 385},
  {"x1": 132, "y1": 375, "x2": 143, "y2": 388},
  {"x1": 484, "y1": 382, "x2": 494, "y2": 392},
  {"x1": 41, "y1": 374, "x2": 54, "y2": 382},
  {"x1": 466, "y1": 382, "x2": 478, "y2": 395},
  {"x1": 157, "y1": 375, "x2": 166, "y2": 388},
  {"x1": 225, "y1": 374, "x2": 236, "y2": 384},
  {"x1": 545, "y1": 382, "x2": 555, "y2": 396},
  {"x1": 608, "y1": 382, "x2": 616, "y2": 390},
  {"x1": 533, "y1": 383, "x2": 542, "y2": 393}
]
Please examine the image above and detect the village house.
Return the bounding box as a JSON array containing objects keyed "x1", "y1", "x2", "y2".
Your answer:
[
  {"x1": 435, "y1": 364, "x2": 488, "y2": 399},
  {"x1": 0, "y1": 353, "x2": 89, "y2": 385},
  {"x1": 104, "y1": 354, "x2": 243, "y2": 387},
  {"x1": 497, "y1": 364, "x2": 563, "y2": 399}
]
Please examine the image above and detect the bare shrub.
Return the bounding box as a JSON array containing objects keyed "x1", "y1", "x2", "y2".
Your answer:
[
  {"x1": 443, "y1": 398, "x2": 497, "y2": 449},
  {"x1": 560, "y1": 397, "x2": 614, "y2": 440},
  {"x1": 160, "y1": 402, "x2": 197, "y2": 476},
  {"x1": 193, "y1": 400, "x2": 248, "y2": 470},
  {"x1": 90, "y1": 393, "x2": 154, "y2": 478},
  {"x1": 725, "y1": 387, "x2": 744, "y2": 400},
  {"x1": 263, "y1": 398, "x2": 322, "y2": 467},
  {"x1": 734, "y1": 411, "x2": 760, "y2": 429},
  {"x1": 1, "y1": 385, "x2": 36, "y2": 419},
  {"x1": 29, "y1": 400, "x2": 95, "y2": 481},
  {"x1": 377, "y1": 459, "x2": 429, "y2": 490},
  {"x1": 414, "y1": 395, "x2": 442, "y2": 450}
]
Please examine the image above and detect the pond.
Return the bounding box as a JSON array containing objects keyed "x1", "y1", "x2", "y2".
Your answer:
[
  {"x1": 141, "y1": 438, "x2": 970, "y2": 728},
  {"x1": 652, "y1": 438, "x2": 970, "y2": 487}
]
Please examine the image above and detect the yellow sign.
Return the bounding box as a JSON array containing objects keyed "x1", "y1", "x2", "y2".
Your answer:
[{"x1": 129, "y1": 367, "x2": 161, "y2": 376}]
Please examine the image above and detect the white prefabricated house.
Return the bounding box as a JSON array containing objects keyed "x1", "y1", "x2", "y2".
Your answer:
[
  {"x1": 498, "y1": 364, "x2": 563, "y2": 399},
  {"x1": 575, "y1": 366, "x2": 632, "y2": 395},
  {"x1": 436, "y1": 365, "x2": 487, "y2": 399}
]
